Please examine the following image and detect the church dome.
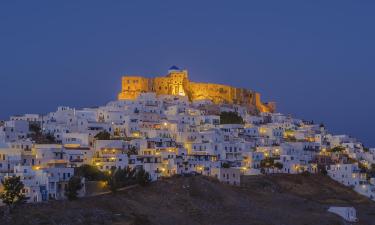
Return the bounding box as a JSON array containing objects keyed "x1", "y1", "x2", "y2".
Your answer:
[{"x1": 169, "y1": 65, "x2": 180, "y2": 70}]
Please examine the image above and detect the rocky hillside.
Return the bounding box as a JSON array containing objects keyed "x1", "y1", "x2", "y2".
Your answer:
[{"x1": 2, "y1": 174, "x2": 375, "y2": 225}]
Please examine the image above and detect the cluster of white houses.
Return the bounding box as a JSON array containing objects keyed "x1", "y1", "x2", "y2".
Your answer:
[{"x1": 0, "y1": 92, "x2": 374, "y2": 203}]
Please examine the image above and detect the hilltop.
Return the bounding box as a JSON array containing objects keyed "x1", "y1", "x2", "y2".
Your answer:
[{"x1": 2, "y1": 174, "x2": 375, "y2": 225}]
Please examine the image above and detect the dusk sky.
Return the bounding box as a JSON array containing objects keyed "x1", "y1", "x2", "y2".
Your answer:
[{"x1": 0, "y1": 1, "x2": 374, "y2": 146}]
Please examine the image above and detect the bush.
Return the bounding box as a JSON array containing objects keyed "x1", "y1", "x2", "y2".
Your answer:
[
  {"x1": 29, "y1": 123, "x2": 41, "y2": 133},
  {"x1": 45, "y1": 134, "x2": 57, "y2": 143},
  {"x1": 106, "y1": 167, "x2": 137, "y2": 193},
  {"x1": 65, "y1": 176, "x2": 82, "y2": 200},
  {"x1": 301, "y1": 171, "x2": 310, "y2": 177},
  {"x1": 274, "y1": 162, "x2": 283, "y2": 169},
  {"x1": 0, "y1": 176, "x2": 27, "y2": 212},
  {"x1": 95, "y1": 131, "x2": 111, "y2": 140},
  {"x1": 221, "y1": 162, "x2": 230, "y2": 168},
  {"x1": 127, "y1": 146, "x2": 138, "y2": 157},
  {"x1": 220, "y1": 111, "x2": 244, "y2": 124},
  {"x1": 75, "y1": 165, "x2": 106, "y2": 181},
  {"x1": 329, "y1": 146, "x2": 345, "y2": 153},
  {"x1": 136, "y1": 168, "x2": 151, "y2": 186},
  {"x1": 319, "y1": 165, "x2": 328, "y2": 175}
]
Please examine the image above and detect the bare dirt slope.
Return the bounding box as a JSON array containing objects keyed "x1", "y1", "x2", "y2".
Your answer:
[{"x1": 2, "y1": 174, "x2": 375, "y2": 225}]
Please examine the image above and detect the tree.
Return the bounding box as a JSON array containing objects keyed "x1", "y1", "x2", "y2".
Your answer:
[
  {"x1": 45, "y1": 133, "x2": 57, "y2": 143},
  {"x1": 221, "y1": 162, "x2": 230, "y2": 168},
  {"x1": 274, "y1": 162, "x2": 283, "y2": 170},
  {"x1": 260, "y1": 158, "x2": 274, "y2": 168},
  {"x1": 29, "y1": 123, "x2": 41, "y2": 133},
  {"x1": 0, "y1": 176, "x2": 27, "y2": 212},
  {"x1": 106, "y1": 168, "x2": 120, "y2": 193},
  {"x1": 75, "y1": 164, "x2": 106, "y2": 181},
  {"x1": 107, "y1": 167, "x2": 138, "y2": 193},
  {"x1": 368, "y1": 164, "x2": 375, "y2": 178},
  {"x1": 65, "y1": 176, "x2": 82, "y2": 200},
  {"x1": 318, "y1": 165, "x2": 328, "y2": 175},
  {"x1": 301, "y1": 171, "x2": 310, "y2": 177},
  {"x1": 118, "y1": 166, "x2": 136, "y2": 186},
  {"x1": 329, "y1": 146, "x2": 346, "y2": 153},
  {"x1": 260, "y1": 158, "x2": 282, "y2": 170},
  {"x1": 136, "y1": 168, "x2": 151, "y2": 186},
  {"x1": 95, "y1": 131, "x2": 111, "y2": 140},
  {"x1": 127, "y1": 146, "x2": 138, "y2": 157},
  {"x1": 220, "y1": 111, "x2": 244, "y2": 124}
]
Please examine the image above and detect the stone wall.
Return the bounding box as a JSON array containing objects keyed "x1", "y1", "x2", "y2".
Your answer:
[{"x1": 118, "y1": 69, "x2": 275, "y2": 113}]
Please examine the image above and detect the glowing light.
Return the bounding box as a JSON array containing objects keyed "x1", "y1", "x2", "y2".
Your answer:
[
  {"x1": 64, "y1": 144, "x2": 80, "y2": 148},
  {"x1": 33, "y1": 166, "x2": 41, "y2": 170}
]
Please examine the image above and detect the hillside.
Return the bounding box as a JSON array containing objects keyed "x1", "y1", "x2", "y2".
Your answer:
[{"x1": 2, "y1": 174, "x2": 375, "y2": 225}]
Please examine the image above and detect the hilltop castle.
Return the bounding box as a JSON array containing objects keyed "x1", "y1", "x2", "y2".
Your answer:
[{"x1": 118, "y1": 66, "x2": 275, "y2": 113}]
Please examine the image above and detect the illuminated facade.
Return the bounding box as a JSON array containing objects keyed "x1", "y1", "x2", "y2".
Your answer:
[{"x1": 118, "y1": 66, "x2": 275, "y2": 113}]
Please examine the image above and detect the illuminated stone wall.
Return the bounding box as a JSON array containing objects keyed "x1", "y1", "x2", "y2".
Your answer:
[
  {"x1": 118, "y1": 68, "x2": 275, "y2": 113},
  {"x1": 118, "y1": 76, "x2": 149, "y2": 100}
]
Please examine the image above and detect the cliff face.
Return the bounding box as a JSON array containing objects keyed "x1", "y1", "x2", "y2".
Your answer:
[
  {"x1": 4, "y1": 175, "x2": 375, "y2": 225},
  {"x1": 118, "y1": 68, "x2": 275, "y2": 113}
]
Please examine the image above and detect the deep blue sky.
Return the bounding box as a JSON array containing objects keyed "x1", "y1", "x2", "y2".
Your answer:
[{"x1": 0, "y1": 1, "x2": 374, "y2": 146}]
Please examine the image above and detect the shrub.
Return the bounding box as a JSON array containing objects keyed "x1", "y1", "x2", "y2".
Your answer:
[
  {"x1": 0, "y1": 176, "x2": 27, "y2": 212},
  {"x1": 65, "y1": 176, "x2": 82, "y2": 200},
  {"x1": 94, "y1": 131, "x2": 111, "y2": 140},
  {"x1": 136, "y1": 168, "x2": 151, "y2": 186},
  {"x1": 220, "y1": 111, "x2": 244, "y2": 124},
  {"x1": 274, "y1": 162, "x2": 283, "y2": 169},
  {"x1": 221, "y1": 162, "x2": 230, "y2": 168},
  {"x1": 75, "y1": 164, "x2": 106, "y2": 181}
]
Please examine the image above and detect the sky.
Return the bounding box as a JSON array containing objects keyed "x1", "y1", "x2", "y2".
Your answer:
[{"x1": 0, "y1": 1, "x2": 374, "y2": 146}]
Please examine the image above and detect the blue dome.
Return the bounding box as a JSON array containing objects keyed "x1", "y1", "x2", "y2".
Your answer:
[{"x1": 169, "y1": 65, "x2": 180, "y2": 70}]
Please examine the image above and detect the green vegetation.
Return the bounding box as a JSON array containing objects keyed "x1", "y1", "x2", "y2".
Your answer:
[
  {"x1": 0, "y1": 176, "x2": 27, "y2": 212},
  {"x1": 317, "y1": 165, "x2": 328, "y2": 175},
  {"x1": 45, "y1": 134, "x2": 57, "y2": 143},
  {"x1": 127, "y1": 146, "x2": 138, "y2": 157},
  {"x1": 75, "y1": 164, "x2": 106, "y2": 181},
  {"x1": 94, "y1": 131, "x2": 111, "y2": 140},
  {"x1": 284, "y1": 136, "x2": 297, "y2": 142},
  {"x1": 260, "y1": 158, "x2": 283, "y2": 169},
  {"x1": 328, "y1": 146, "x2": 346, "y2": 153},
  {"x1": 368, "y1": 164, "x2": 375, "y2": 178},
  {"x1": 28, "y1": 123, "x2": 58, "y2": 144},
  {"x1": 358, "y1": 162, "x2": 375, "y2": 178},
  {"x1": 220, "y1": 111, "x2": 244, "y2": 124},
  {"x1": 274, "y1": 162, "x2": 283, "y2": 169},
  {"x1": 65, "y1": 176, "x2": 82, "y2": 200},
  {"x1": 221, "y1": 162, "x2": 230, "y2": 168},
  {"x1": 29, "y1": 123, "x2": 41, "y2": 133},
  {"x1": 136, "y1": 168, "x2": 151, "y2": 186},
  {"x1": 301, "y1": 171, "x2": 311, "y2": 177},
  {"x1": 107, "y1": 167, "x2": 137, "y2": 193}
]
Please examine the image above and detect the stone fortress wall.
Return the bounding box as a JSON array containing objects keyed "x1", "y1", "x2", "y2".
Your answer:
[{"x1": 118, "y1": 66, "x2": 275, "y2": 113}]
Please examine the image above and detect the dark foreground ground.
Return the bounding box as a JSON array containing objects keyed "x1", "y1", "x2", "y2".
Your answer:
[{"x1": 2, "y1": 174, "x2": 375, "y2": 225}]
